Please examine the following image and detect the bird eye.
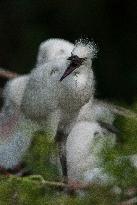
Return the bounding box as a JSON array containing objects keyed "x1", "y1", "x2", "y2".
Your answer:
[
  {"x1": 50, "y1": 68, "x2": 59, "y2": 75},
  {"x1": 74, "y1": 71, "x2": 80, "y2": 77}
]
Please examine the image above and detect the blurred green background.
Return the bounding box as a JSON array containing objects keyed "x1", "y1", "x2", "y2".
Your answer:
[{"x1": 0, "y1": 0, "x2": 137, "y2": 103}]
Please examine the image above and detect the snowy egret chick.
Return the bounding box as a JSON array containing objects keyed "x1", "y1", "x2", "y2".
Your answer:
[
  {"x1": 59, "y1": 39, "x2": 96, "y2": 116},
  {"x1": 22, "y1": 39, "x2": 97, "y2": 134},
  {"x1": 66, "y1": 121, "x2": 116, "y2": 185},
  {"x1": 0, "y1": 54, "x2": 72, "y2": 171},
  {"x1": 0, "y1": 38, "x2": 74, "y2": 140},
  {"x1": 55, "y1": 39, "x2": 97, "y2": 178},
  {"x1": 0, "y1": 38, "x2": 74, "y2": 173},
  {"x1": 2, "y1": 38, "x2": 74, "y2": 109},
  {"x1": 0, "y1": 75, "x2": 40, "y2": 173}
]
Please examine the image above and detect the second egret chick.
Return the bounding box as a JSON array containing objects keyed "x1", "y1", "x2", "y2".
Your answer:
[
  {"x1": 76, "y1": 98, "x2": 118, "y2": 134},
  {"x1": 66, "y1": 121, "x2": 116, "y2": 185},
  {"x1": 0, "y1": 38, "x2": 74, "y2": 139},
  {"x1": 0, "y1": 38, "x2": 74, "y2": 175},
  {"x1": 2, "y1": 38, "x2": 74, "y2": 111},
  {"x1": 36, "y1": 38, "x2": 74, "y2": 66},
  {"x1": 0, "y1": 54, "x2": 71, "y2": 173}
]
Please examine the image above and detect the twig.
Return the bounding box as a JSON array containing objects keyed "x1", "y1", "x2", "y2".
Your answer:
[
  {"x1": 94, "y1": 99, "x2": 137, "y2": 119},
  {"x1": 27, "y1": 175, "x2": 68, "y2": 187},
  {"x1": 0, "y1": 68, "x2": 18, "y2": 79},
  {"x1": 124, "y1": 188, "x2": 137, "y2": 197},
  {"x1": 24, "y1": 175, "x2": 92, "y2": 190},
  {"x1": 118, "y1": 197, "x2": 137, "y2": 205}
]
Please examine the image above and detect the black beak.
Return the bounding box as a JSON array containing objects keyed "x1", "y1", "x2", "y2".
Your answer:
[{"x1": 60, "y1": 55, "x2": 86, "y2": 81}]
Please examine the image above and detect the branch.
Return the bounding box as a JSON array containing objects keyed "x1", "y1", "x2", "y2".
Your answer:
[
  {"x1": 118, "y1": 197, "x2": 137, "y2": 205},
  {"x1": 24, "y1": 175, "x2": 92, "y2": 190},
  {"x1": 0, "y1": 68, "x2": 18, "y2": 79},
  {"x1": 94, "y1": 99, "x2": 137, "y2": 119},
  {"x1": 11, "y1": 175, "x2": 137, "y2": 204}
]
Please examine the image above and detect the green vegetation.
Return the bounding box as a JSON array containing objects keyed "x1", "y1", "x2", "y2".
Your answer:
[{"x1": 0, "y1": 103, "x2": 137, "y2": 204}]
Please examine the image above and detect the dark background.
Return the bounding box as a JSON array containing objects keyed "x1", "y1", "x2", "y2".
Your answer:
[{"x1": 0, "y1": 0, "x2": 137, "y2": 103}]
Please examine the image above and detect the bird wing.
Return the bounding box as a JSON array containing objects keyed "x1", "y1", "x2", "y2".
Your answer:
[
  {"x1": 0, "y1": 103, "x2": 20, "y2": 142},
  {"x1": 0, "y1": 68, "x2": 18, "y2": 110},
  {"x1": 0, "y1": 69, "x2": 18, "y2": 142}
]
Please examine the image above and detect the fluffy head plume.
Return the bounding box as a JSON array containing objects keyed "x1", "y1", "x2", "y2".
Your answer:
[{"x1": 72, "y1": 38, "x2": 97, "y2": 59}]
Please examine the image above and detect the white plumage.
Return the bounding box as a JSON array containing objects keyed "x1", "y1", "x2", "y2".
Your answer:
[
  {"x1": 0, "y1": 39, "x2": 74, "y2": 169},
  {"x1": 66, "y1": 121, "x2": 116, "y2": 185},
  {"x1": 36, "y1": 38, "x2": 74, "y2": 66},
  {"x1": 22, "y1": 39, "x2": 96, "y2": 138},
  {"x1": 0, "y1": 38, "x2": 97, "y2": 171}
]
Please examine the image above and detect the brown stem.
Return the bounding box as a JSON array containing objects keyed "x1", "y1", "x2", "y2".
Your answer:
[
  {"x1": 118, "y1": 197, "x2": 137, "y2": 205},
  {"x1": 0, "y1": 69, "x2": 18, "y2": 79}
]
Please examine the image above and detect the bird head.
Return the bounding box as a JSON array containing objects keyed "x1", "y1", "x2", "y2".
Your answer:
[
  {"x1": 36, "y1": 38, "x2": 74, "y2": 66},
  {"x1": 58, "y1": 39, "x2": 97, "y2": 110},
  {"x1": 60, "y1": 39, "x2": 97, "y2": 81}
]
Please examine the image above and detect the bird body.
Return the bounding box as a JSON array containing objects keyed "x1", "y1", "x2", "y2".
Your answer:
[
  {"x1": 65, "y1": 85, "x2": 120, "y2": 185},
  {"x1": 0, "y1": 112, "x2": 38, "y2": 169},
  {"x1": 66, "y1": 96, "x2": 137, "y2": 185},
  {"x1": 0, "y1": 75, "x2": 40, "y2": 170},
  {"x1": 3, "y1": 75, "x2": 29, "y2": 108},
  {"x1": 66, "y1": 121, "x2": 116, "y2": 184},
  {"x1": 76, "y1": 98, "x2": 115, "y2": 124},
  {"x1": 22, "y1": 39, "x2": 96, "y2": 135}
]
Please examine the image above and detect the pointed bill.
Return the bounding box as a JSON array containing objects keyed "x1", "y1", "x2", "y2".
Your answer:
[
  {"x1": 60, "y1": 55, "x2": 86, "y2": 81},
  {"x1": 60, "y1": 64, "x2": 78, "y2": 81}
]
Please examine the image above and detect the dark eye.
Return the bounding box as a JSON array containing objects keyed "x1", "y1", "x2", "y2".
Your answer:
[
  {"x1": 50, "y1": 68, "x2": 59, "y2": 75},
  {"x1": 74, "y1": 71, "x2": 80, "y2": 76}
]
